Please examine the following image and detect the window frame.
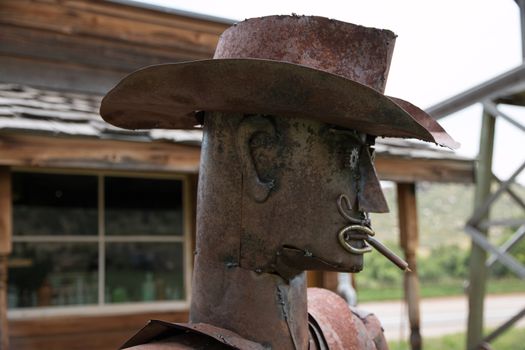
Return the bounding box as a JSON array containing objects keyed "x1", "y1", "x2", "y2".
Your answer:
[{"x1": 8, "y1": 167, "x2": 193, "y2": 319}]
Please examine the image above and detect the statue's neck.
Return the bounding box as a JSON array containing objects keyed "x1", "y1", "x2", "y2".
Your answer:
[
  {"x1": 190, "y1": 115, "x2": 309, "y2": 348},
  {"x1": 189, "y1": 243, "x2": 309, "y2": 349}
]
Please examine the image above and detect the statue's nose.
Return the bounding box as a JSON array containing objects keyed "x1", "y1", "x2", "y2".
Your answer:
[{"x1": 356, "y1": 147, "x2": 389, "y2": 213}]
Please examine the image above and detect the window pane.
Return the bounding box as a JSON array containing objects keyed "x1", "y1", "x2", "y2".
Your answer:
[
  {"x1": 8, "y1": 243, "x2": 98, "y2": 308},
  {"x1": 105, "y1": 243, "x2": 184, "y2": 303},
  {"x1": 13, "y1": 172, "x2": 98, "y2": 236},
  {"x1": 105, "y1": 177, "x2": 183, "y2": 236}
]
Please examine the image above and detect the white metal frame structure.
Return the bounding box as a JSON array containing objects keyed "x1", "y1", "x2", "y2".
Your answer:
[{"x1": 426, "y1": 2, "x2": 525, "y2": 347}]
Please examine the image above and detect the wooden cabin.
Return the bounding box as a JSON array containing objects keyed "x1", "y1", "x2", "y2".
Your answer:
[{"x1": 0, "y1": 1, "x2": 474, "y2": 349}]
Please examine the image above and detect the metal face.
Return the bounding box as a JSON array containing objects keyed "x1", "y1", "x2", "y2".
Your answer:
[{"x1": 213, "y1": 114, "x2": 389, "y2": 277}]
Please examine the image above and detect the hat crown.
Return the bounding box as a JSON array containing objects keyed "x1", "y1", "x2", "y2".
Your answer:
[{"x1": 214, "y1": 15, "x2": 396, "y2": 93}]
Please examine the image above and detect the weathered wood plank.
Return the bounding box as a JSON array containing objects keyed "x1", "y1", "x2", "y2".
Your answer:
[
  {"x1": 0, "y1": 0, "x2": 230, "y2": 94},
  {"x1": 0, "y1": 56, "x2": 125, "y2": 94},
  {"x1": 305, "y1": 271, "x2": 338, "y2": 292},
  {"x1": 0, "y1": 167, "x2": 11, "y2": 350},
  {"x1": 306, "y1": 271, "x2": 323, "y2": 288},
  {"x1": 67, "y1": 0, "x2": 231, "y2": 33},
  {"x1": 0, "y1": 132, "x2": 474, "y2": 182},
  {"x1": 0, "y1": 0, "x2": 225, "y2": 56},
  {"x1": 0, "y1": 133, "x2": 201, "y2": 173},
  {"x1": 0, "y1": 25, "x2": 203, "y2": 72},
  {"x1": 397, "y1": 183, "x2": 421, "y2": 350},
  {"x1": 11, "y1": 330, "x2": 134, "y2": 350},
  {"x1": 375, "y1": 156, "x2": 474, "y2": 183},
  {"x1": 321, "y1": 272, "x2": 338, "y2": 292},
  {"x1": 0, "y1": 168, "x2": 11, "y2": 255},
  {"x1": 397, "y1": 183, "x2": 418, "y2": 254},
  {"x1": 0, "y1": 256, "x2": 7, "y2": 350},
  {"x1": 9, "y1": 310, "x2": 189, "y2": 337},
  {"x1": 9, "y1": 310, "x2": 189, "y2": 350}
]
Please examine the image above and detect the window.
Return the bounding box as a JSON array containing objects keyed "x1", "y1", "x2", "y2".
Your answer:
[{"x1": 8, "y1": 171, "x2": 189, "y2": 312}]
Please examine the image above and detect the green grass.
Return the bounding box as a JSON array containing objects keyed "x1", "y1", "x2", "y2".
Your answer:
[
  {"x1": 388, "y1": 327, "x2": 525, "y2": 350},
  {"x1": 357, "y1": 278, "x2": 525, "y2": 302}
]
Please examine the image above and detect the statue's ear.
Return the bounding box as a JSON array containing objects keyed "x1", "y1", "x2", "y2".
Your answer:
[{"x1": 237, "y1": 115, "x2": 278, "y2": 203}]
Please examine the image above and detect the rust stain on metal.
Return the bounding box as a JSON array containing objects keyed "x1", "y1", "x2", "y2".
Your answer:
[
  {"x1": 307, "y1": 288, "x2": 386, "y2": 349},
  {"x1": 214, "y1": 15, "x2": 396, "y2": 93}
]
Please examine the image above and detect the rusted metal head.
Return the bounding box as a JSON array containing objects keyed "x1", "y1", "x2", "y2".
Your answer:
[{"x1": 100, "y1": 15, "x2": 458, "y2": 149}]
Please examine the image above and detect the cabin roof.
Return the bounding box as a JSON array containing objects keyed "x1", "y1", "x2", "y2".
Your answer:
[
  {"x1": 0, "y1": 82, "x2": 469, "y2": 162},
  {"x1": 0, "y1": 83, "x2": 202, "y2": 146}
]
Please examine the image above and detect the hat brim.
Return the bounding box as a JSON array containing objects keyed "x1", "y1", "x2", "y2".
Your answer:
[{"x1": 100, "y1": 59, "x2": 458, "y2": 149}]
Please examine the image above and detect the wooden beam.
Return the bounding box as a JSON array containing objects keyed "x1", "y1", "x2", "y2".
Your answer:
[
  {"x1": 305, "y1": 271, "x2": 338, "y2": 292},
  {"x1": 375, "y1": 156, "x2": 474, "y2": 184},
  {"x1": 0, "y1": 168, "x2": 11, "y2": 256},
  {"x1": 467, "y1": 110, "x2": 496, "y2": 350},
  {"x1": 0, "y1": 25, "x2": 204, "y2": 73},
  {"x1": 0, "y1": 56, "x2": 126, "y2": 95},
  {"x1": 321, "y1": 272, "x2": 339, "y2": 292},
  {"x1": 0, "y1": 167, "x2": 11, "y2": 350},
  {"x1": 0, "y1": 133, "x2": 201, "y2": 173},
  {"x1": 0, "y1": 0, "x2": 230, "y2": 93},
  {"x1": 0, "y1": 256, "x2": 6, "y2": 350},
  {"x1": 397, "y1": 182, "x2": 421, "y2": 350},
  {"x1": 9, "y1": 309, "x2": 189, "y2": 350},
  {"x1": 185, "y1": 173, "x2": 198, "y2": 300},
  {"x1": 0, "y1": 0, "x2": 226, "y2": 56},
  {"x1": 188, "y1": 174, "x2": 199, "y2": 265},
  {"x1": 306, "y1": 271, "x2": 323, "y2": 288}
]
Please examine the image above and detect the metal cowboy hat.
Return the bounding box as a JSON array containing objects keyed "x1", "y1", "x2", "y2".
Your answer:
[{"x1": 100, "y1": 15, "x2": 458, "y2": 149}]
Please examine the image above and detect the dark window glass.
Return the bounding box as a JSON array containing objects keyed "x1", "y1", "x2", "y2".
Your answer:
[
  {"x1": 105, "y1": 177, "x2": 183, "y2": 236},
  {"x1": 8, "y1": 243, "x2": 98, "y2": 308},
  {"x1": 105, "y1": 243, "x2": 184, "y2": 303},
  {"x1": 12, "y1": 172, "x2": 98, "y2": 236}
]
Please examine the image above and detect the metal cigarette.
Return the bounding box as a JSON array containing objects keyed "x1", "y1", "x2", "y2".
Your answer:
[{"x1": 365, "y1": 235, "x2": 411, "y2": 272}]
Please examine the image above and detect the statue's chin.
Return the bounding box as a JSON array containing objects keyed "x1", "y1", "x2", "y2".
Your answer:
[{"x1": 274, "y1": 245, "x2": 364, "y2": 280}]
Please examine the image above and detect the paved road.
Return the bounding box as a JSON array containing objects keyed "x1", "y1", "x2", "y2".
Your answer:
[{"x1": 359, "y1": 293, "x2": 525, "y2": 340}]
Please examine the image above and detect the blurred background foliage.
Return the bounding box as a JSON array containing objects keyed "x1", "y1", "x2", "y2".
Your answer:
[{"x1": 356, "y1": 182, "x2": 525, "y2": 301}]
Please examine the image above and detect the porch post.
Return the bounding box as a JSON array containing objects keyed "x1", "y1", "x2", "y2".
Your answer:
[
  {"x1": 397, "y1": 182, "x2": 422, "y2": 350},
  {"x1": 0, "y1": 167, "x2": 12, "y2": 350}
]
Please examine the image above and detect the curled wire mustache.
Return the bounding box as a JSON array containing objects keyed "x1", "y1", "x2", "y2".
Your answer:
[
  {"x1": 336, "y1": 194, "x2": 373, "y2": 254},
  {"x1": 336, "y1": 193, "x2": 410, "y2": 272}
]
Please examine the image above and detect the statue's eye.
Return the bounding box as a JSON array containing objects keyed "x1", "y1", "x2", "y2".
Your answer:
[{"x1": 344, "y1": 147, "x2": 360, "y2": 169}]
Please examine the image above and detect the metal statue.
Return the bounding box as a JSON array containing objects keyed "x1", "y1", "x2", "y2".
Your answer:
[{"x1": 100, "y1": 15, "x2": 457, "y2": 350}]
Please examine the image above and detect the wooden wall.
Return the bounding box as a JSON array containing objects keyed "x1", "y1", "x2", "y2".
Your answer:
[
  {"x1": 375, "y1": 155, "x2": 474, "y2": 184},
  {"x1": 0, "y1": 132, "x2": 201, "y2": 350},
  {"x1": 0, "y1": 168, "x2": 12, "y2": 350},
  {"x1": 0, "y1": 134, "x2": 201, "y2": 174},
  {"x1": 0, "y1": 0, "x2": 231, "y2": 94},
  {"x1": 10, "y1": 310, "x2": 189, "y2": 350}
]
